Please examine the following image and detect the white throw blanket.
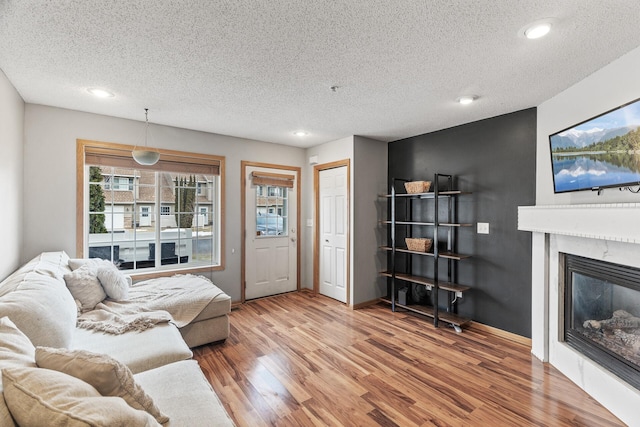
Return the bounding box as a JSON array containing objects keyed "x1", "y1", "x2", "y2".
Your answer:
[
  {"x1": 76, "y1": 302, "x2": 172, "y2": 335},
  {"x1": 77, "y1": 274, "x2": 224, "y2": 334}
]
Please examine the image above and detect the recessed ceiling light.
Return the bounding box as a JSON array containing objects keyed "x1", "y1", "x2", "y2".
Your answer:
[
  {"x1": 457, "y1": 96, "x2": 477, "y2": 105},
  {"x1": 525, "y1": 23, "x2": 551, "y2": 39},
  {"x1": 293, "y1": 131, "x2": 308, "y2": 137},
  {"x1": 519, "y1": 18, "x2": 555, "y2": 40},
  {"x1": 87, "y1": 88, "x2": 114, "y2": 98}
]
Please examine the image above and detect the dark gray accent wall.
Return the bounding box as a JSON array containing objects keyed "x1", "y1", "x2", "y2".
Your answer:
[{"x1": 388, "y1": 108, "x2": 536, "y2": 337}]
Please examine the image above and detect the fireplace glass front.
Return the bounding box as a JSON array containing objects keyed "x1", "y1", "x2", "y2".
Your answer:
[{"x1": 563, "y1": 254, "x2": 640, "y2": 390}]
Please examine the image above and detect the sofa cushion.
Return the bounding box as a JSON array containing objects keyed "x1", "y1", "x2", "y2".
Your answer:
[
  {"x1": 68, "y1": 257, "x2": 113, "y2": 271},
  {"x1": 72, "y1": 323, "x2": 193, "y2": 374},
  {"x1": 180, "y1": 315, "x2": 230, "y2": 348},
  {"x1": 0, "y1": 317, "x2": 37, "y2": 427},
  {"x1": 134, "y1": 360, "x2": 235, "y2": 426},
  {"x1": 2, "y1": 367, "x2": 161, "y2": 427},
  {"x1": 35, "y1": 347, "x2": 169, "y2": 424},
  {"x1": 0, "y1": 252, "x2": 77, "y2": 348},
  {"x1": 31, "y1": 251, "x2": 73, "y2": 281},
  {"x1": 190, "y1": 286, "x2": 232, "y2": 321},
  {"x1": 64, "y1": 264, "x2": 107, "y2": 312},
  {"x1": 0, "y1": 252, "x2": 71, "y2": 298}
]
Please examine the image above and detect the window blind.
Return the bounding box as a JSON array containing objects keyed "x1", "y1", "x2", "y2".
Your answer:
[
  {"x1": 83, "y1": 144, "x2": 221, "y2": 175},
  {"x1": 251, "y1": 171, "x2": 295, "y2": 188}
]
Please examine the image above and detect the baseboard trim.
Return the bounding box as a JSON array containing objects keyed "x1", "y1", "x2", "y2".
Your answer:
[
  {"x1": 468, "y1": 321, "x2": 531, "y2": 346},
  {"x1": 351, "y1": 298, "x2": 382, "y2": 310}
]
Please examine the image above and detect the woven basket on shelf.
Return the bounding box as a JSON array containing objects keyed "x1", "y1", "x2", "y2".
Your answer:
[
  {"x1": 404, "y1": 181, "x2": 431, "y2": 194},
  {"x1": 405, "y1": 237, "x2": 433, "y2": 252}
]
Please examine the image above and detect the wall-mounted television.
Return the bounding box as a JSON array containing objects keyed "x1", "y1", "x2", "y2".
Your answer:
[{"x1": 549, "y1": 97, "x2": 640, "y2": 193}]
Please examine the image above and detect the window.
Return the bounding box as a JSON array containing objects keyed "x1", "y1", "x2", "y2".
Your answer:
[
  {"x1": 104, "y1": 176, "x2": 134, "y2": 191},
  {"x1": 255, "y1": 185, "x2": 288, "y2": 236},
  {"x1": 78, "y1": 140, "x2": 225, "y2": 275},
  {"x1": 250, "y1": 171, "x2": 293, "y2": 237},
  {"x1": 268, "y1": 187, "x2": 281, "y2": 197}
]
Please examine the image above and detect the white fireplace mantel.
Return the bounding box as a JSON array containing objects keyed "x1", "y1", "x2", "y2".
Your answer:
[{"x1": 518, "y1": 203, "x2": 640, "y2": 243}]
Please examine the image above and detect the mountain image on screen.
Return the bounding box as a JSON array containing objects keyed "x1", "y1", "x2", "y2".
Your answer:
[
  {"x1": 552, "y1": 126, "x2": 637, "y2": 150},
  {"x1": 549, "y1": 98, "x2": 640, "y2": 193}
]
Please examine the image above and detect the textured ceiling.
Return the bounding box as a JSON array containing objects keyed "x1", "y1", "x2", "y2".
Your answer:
[{"x1": 1, "y1": 1, "x2": 639, "y2": 148}]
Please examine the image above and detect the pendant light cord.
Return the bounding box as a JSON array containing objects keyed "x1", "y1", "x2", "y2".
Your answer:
[{"x1": 144, "y1": 108, "x2": 149, "y2": 147}]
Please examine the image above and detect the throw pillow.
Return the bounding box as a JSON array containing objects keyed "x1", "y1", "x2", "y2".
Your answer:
[
  {"x1": 0, "y1": 317, "x2": 36, "y2": 368},
  {"x1": 35, "y1": 347, "x2": 169, "y2": 424},
  {"x1": 63, "y1": 264, "x2": 107, "y2": 312},
  {"x1": 2, "y1": 367, "x2": 161, "y2": 427},
  {"x1": 96, "y1": 264, "x2": 130, "y2": 300},
  {"x1": 0, "y1": 317, "x2": 36, "y2": 427}
]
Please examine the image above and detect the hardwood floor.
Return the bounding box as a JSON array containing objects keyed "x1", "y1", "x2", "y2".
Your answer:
[{"x1": 193, "y1": 292, "x2": 624, "y2": 426}]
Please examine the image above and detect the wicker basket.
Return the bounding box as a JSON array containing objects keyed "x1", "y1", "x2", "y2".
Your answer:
[
  {"x1": 405, "y1": 237, "x2": 433, "y2": 252},
  {"x1": 404, "y1": 181, "x2": 432, "y2": 194}
]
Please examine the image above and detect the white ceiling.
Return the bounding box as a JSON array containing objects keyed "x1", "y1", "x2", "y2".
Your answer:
[{"x1": 1, "y1": 1, "x2": 639, "y2": 148}]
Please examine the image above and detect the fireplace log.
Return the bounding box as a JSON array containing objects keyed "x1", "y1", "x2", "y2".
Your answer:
[{"x1": 583, "y1": 310, "x2": 640, "y2": 331}]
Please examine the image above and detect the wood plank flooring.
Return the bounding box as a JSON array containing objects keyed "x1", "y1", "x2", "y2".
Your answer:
[{"x1": 193, "y1": 292, "x2": 624, "y2": 426}]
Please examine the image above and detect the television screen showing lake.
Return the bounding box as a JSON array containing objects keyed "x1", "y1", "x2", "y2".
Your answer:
[
  {"x1": 549, "y1": 97, "x2": 640, "y2": 193},
  {"x1": 552, "y1": 153, "x2": 640, "y2": 193}
]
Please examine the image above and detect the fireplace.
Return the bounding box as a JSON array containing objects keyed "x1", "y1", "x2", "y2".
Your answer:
[
  {"x1": 519, "y1": 203, "x2": 640, "y2": 425},
  {"x1": 562, "y1": 254, "x2": 640, "y2": 390}
]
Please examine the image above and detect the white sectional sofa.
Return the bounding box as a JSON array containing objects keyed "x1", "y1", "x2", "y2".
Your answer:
[{"x1": 0, "y1": 251, "x2": 234, "y2": 426}]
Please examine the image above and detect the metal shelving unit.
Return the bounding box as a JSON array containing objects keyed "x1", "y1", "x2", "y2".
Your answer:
[{"x1": 379, "y1": 173, "x2": 472, "y2": 331}]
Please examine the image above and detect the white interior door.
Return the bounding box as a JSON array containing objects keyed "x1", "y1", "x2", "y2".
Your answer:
[
  {"x1": 245, "y1": 166, "x2": 297, "y2": 299},
  {"x1": 319, "y1": 166, "x2": 348, "y2": 303}
]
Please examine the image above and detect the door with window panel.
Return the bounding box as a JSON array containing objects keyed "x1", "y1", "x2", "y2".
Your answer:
[{"x1": 244, "y1": 166, "x2": 297, "y2": 299}]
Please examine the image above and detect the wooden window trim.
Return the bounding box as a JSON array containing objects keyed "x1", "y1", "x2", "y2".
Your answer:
[{"x1": 76, "y1": 139, "x2": 226, "y2": 277}]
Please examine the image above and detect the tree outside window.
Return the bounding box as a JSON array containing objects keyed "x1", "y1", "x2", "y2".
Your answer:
[{"x1": 89, "y1": 166, "x2": 107, "y2": 234}]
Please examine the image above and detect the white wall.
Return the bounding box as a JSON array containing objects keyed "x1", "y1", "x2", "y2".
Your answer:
[
  {"x1": 23, "y1": 105, "x2": 306, "y2": 300},
  {"x1": 353, "y1": 136, "x2": 387, "y2": 305},
  {"x1": 0, "y1": 69, "x2": 24, "y2": 280},
  {"x1": 537, "y1": 45, "x2": 640, "y2": 205}
]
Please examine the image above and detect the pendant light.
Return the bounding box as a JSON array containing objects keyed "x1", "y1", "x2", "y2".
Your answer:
[{"x1": 132, "y1": 108, "x2": 160, "y2": 166}]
